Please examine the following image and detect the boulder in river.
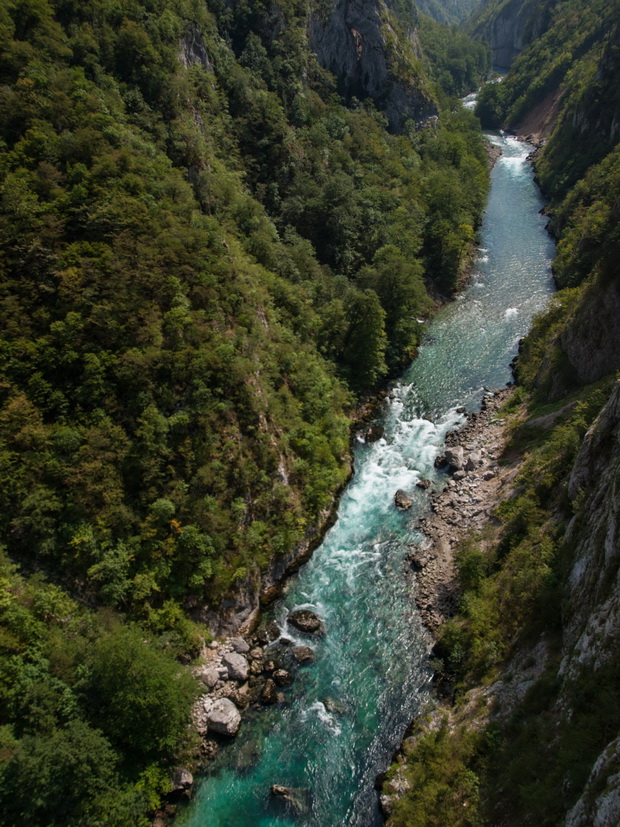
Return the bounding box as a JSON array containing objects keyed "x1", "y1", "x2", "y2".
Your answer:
[
  {"x1": 364, "y1": 424, "x2": 384, "y2": 443},
  {"x1": 322, "y1": 697, "x2": 345, "y2": 715},
  {"x1": 293, "y1": 646, "x2": 316, "y2": 663},
  {"x1": 222, "y1": 652, "x2": 249, "y2": 682},
  {"x1": 416, "y1": 478, "x2": 431, "y2": 490},
  {"x1": 273, "y1": 669, "x2": 293, "y2": 687},
  {"x1": 267, "y1": 621, "x2": 281, "y2": 640},
  {"x1": 261, "y1": 678, "x2": 278, "y2": 705},
  {"x1": 394, "y1": 489, "x2": 413, "y2": 510},
  {"x1": 270, "y1": 785, "x2": 310, "y2": 815},
  {"x1": 287, "y1": 609, "x2": 325, "y2": 635},
  {"x1": 207, "y1": 698, "x2": 241, "y2": 736}
]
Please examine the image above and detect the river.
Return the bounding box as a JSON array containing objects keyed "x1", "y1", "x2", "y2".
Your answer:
[{"x1": 181, "y1": 129, "x2": 555, "y2": 827}]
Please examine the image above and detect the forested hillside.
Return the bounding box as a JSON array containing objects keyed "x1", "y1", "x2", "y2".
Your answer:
[
  {"x1": 0, "y1": 0, "x2": 490, "y2": 822},
  {"x1": 385, "y1": 0, "x2": 620, "y2": 824}
]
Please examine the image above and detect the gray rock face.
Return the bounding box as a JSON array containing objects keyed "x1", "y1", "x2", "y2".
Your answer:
[
  {"x1": 566, "y1": 735, "x2": 620, "y2": 827},
  {"x1": 178, "y1": 24, "x2": 213, "y2": 71},
  {"x1": 308, "y1": 0, "x2": 437, "y2": 132},
  {"x1": 287, "y1": 609, "x2": 325, "y2": 635},
  {"x1": 207, "y1": 698, "x2": 241, "y2": 736},
  {"x1": 394, "y1": 489, "x2": 414, "y2": 510},
  {"x1": 222, "y1": 652, "x2": 249, "y2": 682},
  {"x1": 560, "y1": 281, "x2": 620, "y2": 389},
  {"x1": 472, "y1": 0, "x2": 553, "y2": 68}
]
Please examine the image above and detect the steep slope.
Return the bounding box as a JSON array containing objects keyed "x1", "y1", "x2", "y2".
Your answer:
[
  {"x1": 308, "y1": 0, "x2": 437, "y2": 131},
  {"x1": 384, "y1": 0, "x2": 620, "y2": 822},
  {"x1": 470, "y1": 0, "x2": 555, "y2": 68},
  {"x1": 0, "y1": 0, "x2": 491, "y2": 823}
]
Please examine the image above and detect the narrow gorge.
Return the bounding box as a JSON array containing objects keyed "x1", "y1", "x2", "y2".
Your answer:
[
  {"x1": 1, "y1": 0, "x2": 619, "y2": 825},
  {"x1": 181, "y1": 130, "x2": 555, "y2": 826}
]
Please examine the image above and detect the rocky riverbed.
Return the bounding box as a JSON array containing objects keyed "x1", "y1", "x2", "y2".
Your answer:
[
  {"x1": 158, "y1": 387, "x2": 520, "y2": 825},
  {"x1": 151, "y1": 610, "x2": 324, "y2": 822},
  {"x1": 407, "y1": 385, "x2": 518, "y2": 634}
]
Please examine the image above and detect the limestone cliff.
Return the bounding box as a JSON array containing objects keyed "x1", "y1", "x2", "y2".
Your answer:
[
  {"x1": 471, "y1": 0, "x2": 555, "y2": 68},
  {"x1": 527, "y1": 279, "x2": 620, "y2": 399},
  {"x1": 308, "y1": 0, "x2": 438, "y2": 132},
  {"x1": 563, "y1": 380, "x2": 620, "y2": 683}
]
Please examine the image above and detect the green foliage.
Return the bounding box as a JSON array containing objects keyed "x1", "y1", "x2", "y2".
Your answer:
[
  {"x1": 0, "y1": 551, "x2": 190, "y2": 825},
  {"x1": 438, "y1": 383, "x2": 609, "y2": 683},
  {"x1": 386, "y1": 718, "x2": 484, "y2": 826},
  {"x1": 0, "y1": 0, "x2": 490, "y2": 821},
  {"x1": 84, "y1": 625, "x2": 197, "y2": 761},
  {"x1": 418, "y1": 15, "x2": 490, "y2": 98}
]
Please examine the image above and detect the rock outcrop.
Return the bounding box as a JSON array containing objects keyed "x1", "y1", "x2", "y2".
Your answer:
[
  {"x1": 562, "y1": 379, "x2": 620, "y2": 681},
  {"x1": 394, "y1": 489, "x2": 414, "y2": 510},
  {"x1": 287, "y1": 609, "x2": 325, "y2": 635},
  {"x1": 471, "y1": 0, "x2": 553, "y2": 68},
  {"x1": 308, "y1": 0, "x2": 437, "y2": 132}
]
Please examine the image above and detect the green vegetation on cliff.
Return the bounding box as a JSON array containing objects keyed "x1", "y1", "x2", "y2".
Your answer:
[
  {"x1": 386, "y1": 0, "x2": 620, "y2": 821},
  {"x1": 0, "y1": 0, "x2": 490, "y2": 822}
]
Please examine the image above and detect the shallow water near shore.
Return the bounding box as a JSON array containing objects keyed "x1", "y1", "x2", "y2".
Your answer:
[{"x1": 181, "y1": 131, "x2": 555, "y2": 827}]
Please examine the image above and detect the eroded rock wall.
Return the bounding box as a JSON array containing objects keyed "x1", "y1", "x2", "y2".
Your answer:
[
  {"x1": 308, "y1": 0, "x2": 437, "y2": 131},
  {"x1": 473, "y1": 0, "x2": 554, "y2": 68}
]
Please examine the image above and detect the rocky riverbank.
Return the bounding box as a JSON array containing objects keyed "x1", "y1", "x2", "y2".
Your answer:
[
  {"x1": 152, "y1": 609, "x2": 324, "y2": 823},
  {"x1": 407, "y1": 385, "x2": 518, "y2": 634}
]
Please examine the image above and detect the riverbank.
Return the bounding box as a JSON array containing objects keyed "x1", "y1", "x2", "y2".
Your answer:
[
  {"x1": 408, "y1": 385, "x2": 519, "y2": 635},
  {"x1": 380, "y1": 384, "x2": 531, "y2": 819}
]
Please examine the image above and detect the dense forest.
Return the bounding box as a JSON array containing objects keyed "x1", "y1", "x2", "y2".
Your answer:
[
  {"x1": 0, "y1": 0, "x2": 491, "y2": 822},
  {"x1": 386, "y1": 0, "x2": 620, "y2": 823}
]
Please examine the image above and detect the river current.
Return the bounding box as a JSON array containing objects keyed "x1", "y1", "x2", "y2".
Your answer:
[{"x1": 182, "y1": 130, "x2": 555, "y2": 827}]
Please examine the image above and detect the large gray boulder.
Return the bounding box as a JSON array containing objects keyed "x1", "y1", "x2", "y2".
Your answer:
[
  {"x1": 222, "y1": 652, "x2": 249, "y2": 682},
  {"x1": 466, "y1": 451, "x2": 482, "y2": 471},
  {"x1": 230, "y1": 636, "x2": 250, "y2": 654},
  {"x1": 207, "y1": 698, "x2": 241, "y2": 736},
  {"x1": 445, "y1": 446, "x2": 464, "y2": 470},
  {"x1": 197, "y1": 664, "x2": 220, "y2": 689}
]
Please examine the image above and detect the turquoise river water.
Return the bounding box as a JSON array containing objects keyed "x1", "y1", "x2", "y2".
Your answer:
[{"x1": 181, "y1": 129, "x2": 555, "y2": 827}]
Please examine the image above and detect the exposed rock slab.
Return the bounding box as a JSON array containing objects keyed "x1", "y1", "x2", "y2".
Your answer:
[{"x1": 207, "y1": 698, "x2": 241, "y2": 736}]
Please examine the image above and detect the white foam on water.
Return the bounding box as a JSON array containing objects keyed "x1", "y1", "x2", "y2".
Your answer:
[
  {"x1": 301, "y1": 701, "x2": 342, "y2": 736},
  {"x1": 505, "y1": 307, "x2": 518, "y2": 318}
]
